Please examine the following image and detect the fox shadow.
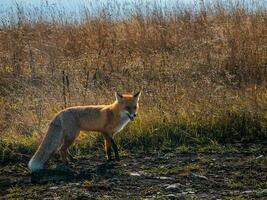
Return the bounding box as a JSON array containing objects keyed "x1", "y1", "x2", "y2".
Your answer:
[{"x1": 29, "y1": 161, "x2": 119, "y2": 184}]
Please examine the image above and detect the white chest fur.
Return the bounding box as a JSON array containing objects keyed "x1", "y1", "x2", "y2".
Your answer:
[{"x1": 114, "y1": 111, "x2": 130, "y2": 133}]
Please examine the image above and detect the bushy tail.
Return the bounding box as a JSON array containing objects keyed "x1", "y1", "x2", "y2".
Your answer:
[{"x1": 28, "y1": 117, "x2": 63, "y2": 172}]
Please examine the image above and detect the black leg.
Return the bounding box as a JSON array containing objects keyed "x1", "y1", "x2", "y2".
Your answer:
[
  {"x1": 110, "y1": 136, "x2": 120, "y2": 161},
  {"x1": 106, "y1": 147, "x2": 112, "y2": 161}
]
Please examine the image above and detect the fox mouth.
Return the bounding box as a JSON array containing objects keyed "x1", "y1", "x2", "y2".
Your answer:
[{"x1": 126, "y1": 113, "x2": 135, "y2": 121}]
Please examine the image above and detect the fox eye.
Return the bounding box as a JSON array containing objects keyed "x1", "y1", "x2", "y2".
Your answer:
[{"x1": 133, "y1": 106, "x2": 137, "y2": 109}]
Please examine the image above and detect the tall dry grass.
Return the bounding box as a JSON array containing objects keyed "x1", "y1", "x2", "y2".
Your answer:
[{"x1": 0, "y1": 0, "x2": 266, "y2": 157}]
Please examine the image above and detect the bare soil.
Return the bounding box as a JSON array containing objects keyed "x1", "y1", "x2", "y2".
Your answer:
[{"x1": 0, "y1": 144, "x2": 266, "y2": 200}]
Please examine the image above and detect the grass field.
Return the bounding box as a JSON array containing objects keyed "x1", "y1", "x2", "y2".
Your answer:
[{"x1": 0, "y1": 0, "x2": 266, "y2": 199}]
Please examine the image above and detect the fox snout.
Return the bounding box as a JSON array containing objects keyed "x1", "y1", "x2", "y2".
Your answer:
[{"x1": 127, "y1": 112, "x2": 137, "y2": 121}]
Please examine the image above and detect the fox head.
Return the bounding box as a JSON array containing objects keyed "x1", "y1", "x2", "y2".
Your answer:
[{"x1": 115, "y1": 91, "x2": 141, "y2": 121}]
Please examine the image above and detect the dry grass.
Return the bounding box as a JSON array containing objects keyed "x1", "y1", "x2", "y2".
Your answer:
[{"x1": 0, "y1": 0, "x2": 266, "y2": 156}]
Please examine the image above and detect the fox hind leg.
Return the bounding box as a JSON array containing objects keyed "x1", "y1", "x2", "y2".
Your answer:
[{"x1": 60, "y1": 128, "x2": 80, "y2": 164}]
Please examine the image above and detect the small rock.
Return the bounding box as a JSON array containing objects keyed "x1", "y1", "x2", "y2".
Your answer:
[
  {"x1": 256, "y1": 155, "x2": 263, "y2": 159},
  {"x1": 184, "y1": 188, "x2": 195, "y2": 194},
  {"x1": 191, "y1": 173, "x2": 208, "y2": 180},
  {"x1": 129, "y1": 171, "x2": 152, "y2": 177},
  {"x1": 185, "y1": 188, "x2": 193, "y2": 191},
  {"x1": 166, "y1": 183, "x2": 181, "y2": 190},
  {"x1": 129, "y1": 172, "x2": 141, "y2": 176},
  {"x1": 242, "y1": 190, "x2": 253, "y2": 194},
  {"x1": 157, "y1": 176, "x2": 173, "y2": 180}
]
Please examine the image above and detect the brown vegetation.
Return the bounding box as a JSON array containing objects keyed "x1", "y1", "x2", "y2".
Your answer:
[{"x1": 0, "y1": 0, "x2": 266, "y2": 153}]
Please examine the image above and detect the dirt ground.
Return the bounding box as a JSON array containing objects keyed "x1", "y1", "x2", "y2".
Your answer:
[{"x1": 0, "y1": 143, "x2": 266, "y2": 200}]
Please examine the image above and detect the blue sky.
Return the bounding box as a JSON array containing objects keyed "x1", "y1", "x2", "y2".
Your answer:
[
  {"x1": 0, "y1": 0, "x2": 195, "y2": 13},
  {"x1": 0, "y1": 0, "x2": 266, "y2": 21},
  {"x1": 0, "y1": 0, "x2": 195, "y2": 11},
  {"x1": 0, "y1": 0, "x2": 195, "y2": 7},
  {"x1": 0, "y1": 0, "x2": 197, "y2": 21},
  {"x1": 1, "y1": 0, "x2": 266, "y2": 11}
]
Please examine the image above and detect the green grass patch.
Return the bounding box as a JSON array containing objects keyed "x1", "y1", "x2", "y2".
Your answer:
[
  {"x1": 228, "y1": 169, "x2": 267, "y2": 190},
  {"x1": 116, "y1": 108, "x2": 267, "y2": 152},
  {"x1": 0, "y1": 108, "x2": 266, "y2": 162},
  {"x1": 144, "y1": 163, "x2": 202, "y2": 176}
]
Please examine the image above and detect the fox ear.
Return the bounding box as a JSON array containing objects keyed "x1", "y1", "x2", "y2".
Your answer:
[
  {"x1": 133, "y1": 91, "x2": 141, "y2": 99},
  {"x1": 115, "y1": 92, "x2": 123, "y2": 103}
]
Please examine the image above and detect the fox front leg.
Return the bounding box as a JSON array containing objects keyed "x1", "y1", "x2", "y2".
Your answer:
[
  {"x1": 104, "y1": 135, "x2": 112, "y2": 161},
  {"x1": 110, "y1": 136, "x2": 120, "y2": 161}
]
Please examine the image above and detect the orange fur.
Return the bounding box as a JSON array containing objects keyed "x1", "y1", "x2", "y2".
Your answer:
[{"x1": 28, "y1": 92, "x2": 141, "y2": 172}]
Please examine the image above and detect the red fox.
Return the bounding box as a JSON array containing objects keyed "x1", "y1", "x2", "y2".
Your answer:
[{"x1": 28, "y1": 92, "x2": 141, "y2": 172}]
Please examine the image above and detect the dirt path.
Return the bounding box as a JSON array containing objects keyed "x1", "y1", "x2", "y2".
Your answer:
[{"x1": 0, "y1": 144, "x2": 266, "y2": 199}]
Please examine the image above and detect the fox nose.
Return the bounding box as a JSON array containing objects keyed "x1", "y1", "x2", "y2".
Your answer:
[{"x1": 133, "y1": 113, "x2": 137, "y2": 117}]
